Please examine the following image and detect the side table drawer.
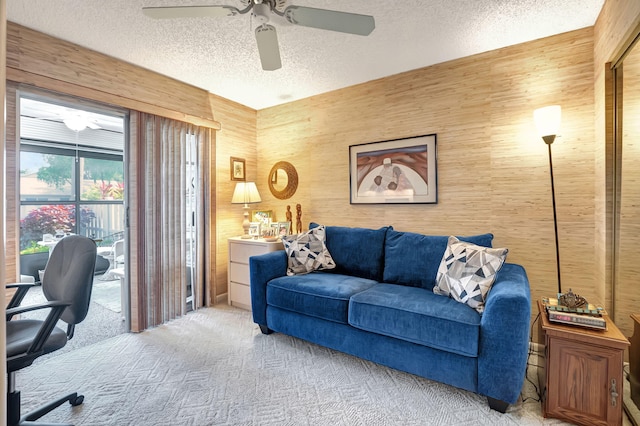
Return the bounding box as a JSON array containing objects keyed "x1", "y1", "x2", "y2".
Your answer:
[
  {"x1": 229, "y1": 282, "x2": 251, "y2": 308},
  {"x1": 230, "y1": 242, "x2": 269, "y2": 262},
  {"x1": 229, "y1": 262, "x2": 249, "y2": 285}
]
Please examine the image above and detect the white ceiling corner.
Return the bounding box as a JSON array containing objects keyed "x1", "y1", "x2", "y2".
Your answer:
[{"x1": 7, "y1": 0, "x2": 605, "y2": 110}]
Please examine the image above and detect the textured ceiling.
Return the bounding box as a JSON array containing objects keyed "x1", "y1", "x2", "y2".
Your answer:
[{"x1": 7, "y1": 0, "x2": 604, "y2": 110}]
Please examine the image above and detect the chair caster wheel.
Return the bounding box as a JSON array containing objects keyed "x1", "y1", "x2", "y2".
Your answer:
[{"x1": 70, "y1": 395, "x2": 84, "y2": 406}]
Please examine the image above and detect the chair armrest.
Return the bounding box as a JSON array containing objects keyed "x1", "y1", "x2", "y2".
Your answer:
[
  {"x1": 6, "y1": 282, "x2": 41, "y2": 310},
  {"x1": 7, "y1": 300, "x2": 69, "y2": 320},
  {"x1": 249, "y1": 250, "x2": 287, "y2": 326},
  {"x1": 477, "y1": 263, "x2": 531, "y2": 404},
  {"x1": 7, "y1": 300, "x2": 70, "y2": 355},
  {"x1": 6, "y1": 282, "x2": 40, "y2": 289}
]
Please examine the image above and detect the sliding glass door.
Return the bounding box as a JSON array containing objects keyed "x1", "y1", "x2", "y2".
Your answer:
[{"x1": 18, "y1": 94, "x2": 128, "y2": 327}]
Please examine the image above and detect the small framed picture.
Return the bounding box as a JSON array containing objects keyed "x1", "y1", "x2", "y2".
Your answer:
[
  {"x1": 230, "y1": 157, "x2": 246, "y2": 181},
  {"x1": 278, "y1": 221, "x2": 291, "y2": 236},
  {"x1": 252, "y1": 210, "x2": 273, "y2": 226},
  {"x1": 269, "y1": 222, "x2": 280, "y2": 237},
  {"x1": 248, "y1": 222, "x2": 261, "y2": 237}
]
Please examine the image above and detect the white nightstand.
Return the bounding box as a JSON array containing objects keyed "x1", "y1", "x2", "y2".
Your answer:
[{"x1": 228, "y1": 237, "x2": 283, "y2": 310}]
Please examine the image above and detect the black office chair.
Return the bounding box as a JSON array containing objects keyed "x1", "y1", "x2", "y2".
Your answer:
[{"x1": 6, "y1": 235, "x2": 97, "y2": 426}]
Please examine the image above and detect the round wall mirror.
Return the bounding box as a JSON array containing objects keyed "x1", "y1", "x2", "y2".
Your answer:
[{"x1": 268, "y1": 161, "x2": 298, "y2": 200}]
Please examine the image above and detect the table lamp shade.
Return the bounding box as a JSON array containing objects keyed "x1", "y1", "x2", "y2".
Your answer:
[{"x1": 232, "y1": 182, "x2": 261, "y2": 205}]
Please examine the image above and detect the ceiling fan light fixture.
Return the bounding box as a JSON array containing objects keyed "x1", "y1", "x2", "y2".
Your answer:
[
  {"x1": 252, "y1": 2, "x2": 270, "y2": 23},
  {"x1": 63, "y1": 117, "x2": 88, "y2": 132}
]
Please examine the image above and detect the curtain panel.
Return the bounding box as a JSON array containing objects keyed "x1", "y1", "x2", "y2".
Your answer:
[{"x1": 129, "y1": 112, "x2": 211, "y2": 331}]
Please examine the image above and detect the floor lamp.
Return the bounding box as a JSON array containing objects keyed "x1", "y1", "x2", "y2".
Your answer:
[
  {"x1": 231, "y1": 182, "x2": 262, "y2": 238},
  {"x1": 534, "y1": 105, "x2": 563, "y2": 297}
]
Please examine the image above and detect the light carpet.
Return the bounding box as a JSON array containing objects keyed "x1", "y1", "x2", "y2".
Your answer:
[{"x1": 18, "y1": 305, "x2": 572, "y2": 426}]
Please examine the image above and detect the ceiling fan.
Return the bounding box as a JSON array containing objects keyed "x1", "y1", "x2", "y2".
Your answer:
[
  {"x1": 21, "y1": 99, "x2": 103, "y2": 132},
  {"x1": 142, "y1": 0, "x2": 375, "y2": 71}
]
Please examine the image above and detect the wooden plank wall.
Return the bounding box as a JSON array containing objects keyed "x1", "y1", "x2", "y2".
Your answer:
[
  {"x1": 209, "y1": 92, "x2": 257, "y2": 302},
  {"x1": 256, "y1": 29, "x2": 597, "y2": 329}
]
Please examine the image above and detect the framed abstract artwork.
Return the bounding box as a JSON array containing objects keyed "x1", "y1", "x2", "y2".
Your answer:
[{"x1": 349, "y1": 134, "x2": 437, "y2": 204}]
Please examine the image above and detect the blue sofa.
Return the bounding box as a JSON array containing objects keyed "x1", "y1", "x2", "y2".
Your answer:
[{"x1": 249, "y1": 224, "x2": 531, "y2": 412}]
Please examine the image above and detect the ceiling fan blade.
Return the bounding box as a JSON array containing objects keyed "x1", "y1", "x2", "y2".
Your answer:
[
  {"x1": 142, "y1": 5, "x2": 241, "y2": 19},
  {"x1": 255, "y1": 24, "x2": 282, "y2": 71},
  {"x1": 284, "y1": 6, "x2": 375, "y2": 36}
]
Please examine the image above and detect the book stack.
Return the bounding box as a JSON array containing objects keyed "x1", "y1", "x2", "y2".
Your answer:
[{"x1": 542, "y1": 297, "x2": 607, "y2": 330}]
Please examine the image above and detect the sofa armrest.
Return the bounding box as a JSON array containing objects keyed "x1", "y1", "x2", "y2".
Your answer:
[
  {"x1": 249, "y1": 250, "x2": 287, "y2": 326},
  {"x1": 477, "y1": 263, "x2": 531, "y2": 404}
]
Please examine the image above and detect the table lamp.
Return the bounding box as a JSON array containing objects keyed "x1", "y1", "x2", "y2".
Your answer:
[{"x1": 231, "y1": 182, "x2": 262, "y2": 238}]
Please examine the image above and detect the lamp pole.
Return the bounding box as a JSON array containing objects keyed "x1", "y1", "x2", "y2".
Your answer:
[
  {"x1": 535, "y1": 105, "x2": 563, "y2": 297},
  {"x1": 544, "y1": 136, "x2": 562, "y2": 296}
]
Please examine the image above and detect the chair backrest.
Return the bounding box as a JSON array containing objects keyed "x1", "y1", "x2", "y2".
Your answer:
[
  {"x1": 42, "y1": 235, "x2": 97, "y2": 325},
  {"x1": 114, "y1": 239, "x2": 125, "y2": 264}
]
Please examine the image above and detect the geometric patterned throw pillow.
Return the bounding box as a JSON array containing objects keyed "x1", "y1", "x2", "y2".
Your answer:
[
  {"x1": 433, "y1": 236, "x2": 508, "y2": 313},
  {"x1": 282, "y1": 225, "x2": 336, "y2": 276}
]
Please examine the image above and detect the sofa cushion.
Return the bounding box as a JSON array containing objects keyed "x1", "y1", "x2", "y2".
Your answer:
[
  {"x1": 267, "y1": 272, "x2": 379, "y2": 324},
  {"x1": 348, "y1": 284, "x2": 481, "y2": 357},
  {"x1": 310, "y1": 222, "x2": 390, "y2": 281},
  {"x1": 433, "y1": 236, "x2": 508, "y2": 313},
  {"x1": 282, "y1": 225, "x2": 336, "y2": 276},
  {"x1": 383, "y1": 229, "x2": 494, "y2": 290}
]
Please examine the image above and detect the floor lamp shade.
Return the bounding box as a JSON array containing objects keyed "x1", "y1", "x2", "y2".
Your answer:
[
  {"x1": 534, "y1": 105, "x2": 562, "y2": 296},
  {"x1": 231, "y1": 182, "x2": 262, "y2": 237},
  {"x1": 534, "y1": 105, "x2": 561, "y2": 144}
]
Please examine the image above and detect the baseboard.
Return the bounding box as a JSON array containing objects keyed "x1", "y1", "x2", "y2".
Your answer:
[
  {"x1": 215, "y1": 293, "x2": 228, "y2": 305},
  {"x1": 529, "y1": 341, "x2": 543, "y2": 355}
]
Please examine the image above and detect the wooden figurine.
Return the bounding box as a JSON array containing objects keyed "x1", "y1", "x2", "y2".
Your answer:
[
  {"x1": 296, "y1": 203, "x2": 302, "y2": 234},
  {"x1": 285, "y1": 205, "x2": 293, "y2": 234}
]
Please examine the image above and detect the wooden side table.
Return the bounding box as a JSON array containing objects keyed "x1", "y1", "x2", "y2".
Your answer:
[
  {"x1": 228, "y1": 237, "x2": 283, "y2": 310},
  {"x1": 537, "y1": 299, "x2": 629, "y2": 426}
]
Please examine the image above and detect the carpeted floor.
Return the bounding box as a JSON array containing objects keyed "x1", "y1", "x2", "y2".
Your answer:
[{"x1": 16, "y1": 305, "x2": 578, "y2": 426}]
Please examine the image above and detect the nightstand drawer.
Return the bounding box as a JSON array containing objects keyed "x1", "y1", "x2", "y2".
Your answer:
[
  {"x1": 229, "y1": 262, "x2": 249, "y2": 285},
  {"x1": 230, "y1": 242, "x2": 269, "y2": 263},
  {"x1": 229, "y1": 282, "x2": 251, "y2": 308}
]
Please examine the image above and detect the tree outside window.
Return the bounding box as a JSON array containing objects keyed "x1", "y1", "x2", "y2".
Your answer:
[{"x1": 20, "y1": 150, "x2": 124, "y2": 254}]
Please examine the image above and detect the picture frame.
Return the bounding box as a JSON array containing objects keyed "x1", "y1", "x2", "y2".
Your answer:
[
  {"x1": 230, "y1": 157, "x2": 246, "y2": 181},
  {"x1": 248, "y1": 222, "x2": 261, "y2": 237},
  {"x1": 269, "y1": 222, "x2": 281, "y2": 237},
  {"x1": 278, "y1": 221, "x2": 291, "y2": 236},
  {"x1": 252, "y1": 210, "x2": 273, "y2": 226},
  {"x1": 349, "y1": 134, "x2": 437, "y2": 204}
]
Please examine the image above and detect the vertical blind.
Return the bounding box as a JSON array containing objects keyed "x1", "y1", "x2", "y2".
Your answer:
[{"x1": 129, "y1": 112, "x2": 211, "y2": 330}]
